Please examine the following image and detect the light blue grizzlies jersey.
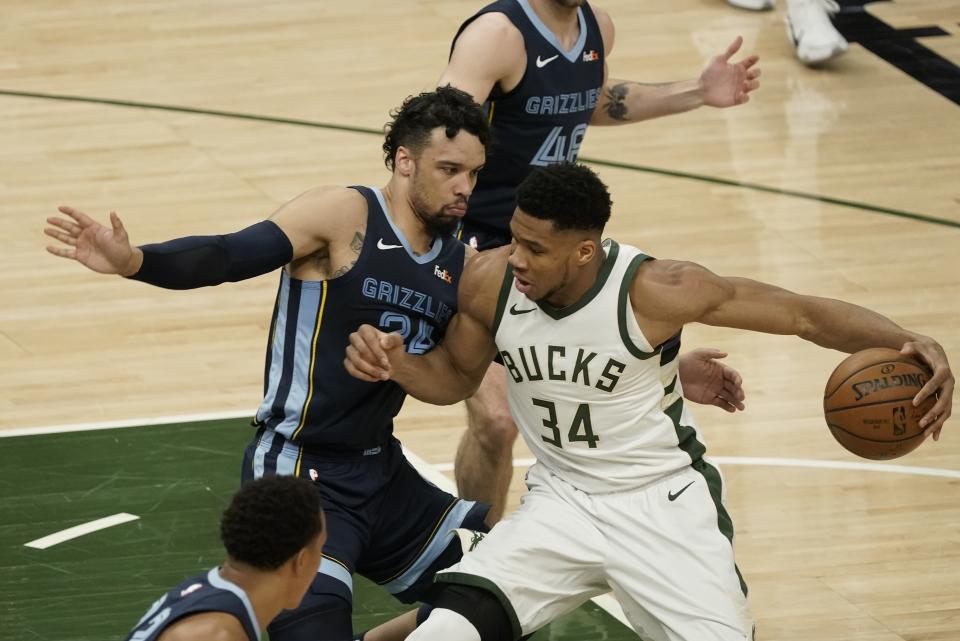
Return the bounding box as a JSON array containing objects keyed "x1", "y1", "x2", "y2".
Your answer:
[
  {"x1": 123, "y1": 568, "x2": 260, "y2": 641},
  {"x1": 451, "y1": 0, "x2": 606, "y2": 236}
]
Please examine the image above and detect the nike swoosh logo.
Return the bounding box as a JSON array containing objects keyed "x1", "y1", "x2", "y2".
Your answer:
[
  {"x1": 509, "y1": 304, "x2": 536, "y2": 315},
  {"x1": 377, "y1": 238, "x2": 403, "y2": 250},
  {"x1": 536, "y1": 54, "x2": 559, "y2": 68},
  {"x1": 667, "y1": 481, "x2": 695, "y2": 502}
]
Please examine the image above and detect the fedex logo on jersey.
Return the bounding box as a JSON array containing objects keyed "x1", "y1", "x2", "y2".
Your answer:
[
  {"x1": 582, "y1": 49, "x2": 600, "y2": 62},
  {"x1": 500, "y1": 345, "x2": 626, "y2": 393},
  {"x1": 433, "y1": 265, "x2": 453, "y2": 284}
]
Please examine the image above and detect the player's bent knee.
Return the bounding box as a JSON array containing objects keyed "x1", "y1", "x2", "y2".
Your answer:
[
  {"x1": 467, "y1": 402, "x2": 518, "y2": 450},
  {"x1": 423, "y1": 584, "x2": 515, "y2": 641},
  {"x1": 408, "y1": 608, "x2": 481, "y2": 641},
  {"x1": 268, "y1": 574, "x2": 353, "y2": 641}
]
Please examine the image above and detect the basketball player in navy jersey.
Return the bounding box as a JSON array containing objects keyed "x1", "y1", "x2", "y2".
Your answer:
[
  {"x1": 440, "y1": 0, "x2": 759, "y2": 522},
  {"x1": 345, "y1": 162, "x2": 953, "y2": 641},
  {"x1": 47, "y1": 87, "x2": 742, "y2": 641},
  {"x1": 48, "y1": 87, "x2": 491, "y2": 641},
  {"x1": 124, "y1": 476, "x2": 326, "y2": 641}
]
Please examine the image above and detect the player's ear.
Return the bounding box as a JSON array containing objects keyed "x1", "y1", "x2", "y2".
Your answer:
[
  {"x1": 395, "y1": 146, "x2": 416, "y2": 177},
  {"x1": 291, "y1": 546, "x2": 313, "y2": 577},
  {"x1": 576, "y1": 238, "x2": 596, "y2": 266}
]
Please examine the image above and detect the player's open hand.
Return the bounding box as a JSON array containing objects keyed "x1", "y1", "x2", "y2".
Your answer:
[
  {"x1": 678, "y1": 348, "x2": 746, "y2": 412},
  {"x1": 345, "y1": 324, "x2": 405, "y2": 382},
  {"x1": 901, "y1": 338, "x2": 953, "y2": 441},
  {"x1": 699, "y1": 36, "x2": 761, "y2": 108},
  {"x1": 45, "y1": 206, "x2": 141, "y2": 275}
]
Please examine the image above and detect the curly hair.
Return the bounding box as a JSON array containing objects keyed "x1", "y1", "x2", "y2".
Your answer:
[
  {"x1": 220, "y1": 476, "x2": 323, "y2": 570},
  {"x1": 515, "y1": 162, "x2": 612, "y2": 232},
  {"x1": 382, "y1": 85, "x2": 491, "y2": 170}
]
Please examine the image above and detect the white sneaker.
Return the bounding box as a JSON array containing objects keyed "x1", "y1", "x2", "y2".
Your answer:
[
  {"x1": 786, "y1": 0, "x2": 849, "y2": 65},
  {"x1": 727, "y1": 0, "x2": 775, "y2": 10}
]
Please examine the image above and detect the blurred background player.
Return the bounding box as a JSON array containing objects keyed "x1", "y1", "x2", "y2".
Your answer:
[
  {"x1": 726, "y1": 0, "x2": 848, "y2": 65},
  {"x1": 439, "y1": 0, "x2": 757, "y2": 522},
  {"x1": 123, "y1": 476, "x2": 326, "y2": 641}
]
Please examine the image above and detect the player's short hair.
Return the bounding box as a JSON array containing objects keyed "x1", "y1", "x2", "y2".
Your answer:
[
  {"x1": 382, "y1": 85, "x2": 491, "y2": 170},
  {"x1": 516, "y1": 162, "x2": 612, "y2": 232},
  {"x1": 220, "y1": 476, "x2": 323, "y2": 571}
]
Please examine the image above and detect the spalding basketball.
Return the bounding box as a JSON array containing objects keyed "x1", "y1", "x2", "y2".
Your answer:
[{"x1": 823, "y1": 347, "x2": 934, "y2": 460}]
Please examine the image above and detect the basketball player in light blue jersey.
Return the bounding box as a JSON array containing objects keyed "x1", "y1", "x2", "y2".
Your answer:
[{"x1": 440, "y1": 0, "x2": 761, "y2": 523}]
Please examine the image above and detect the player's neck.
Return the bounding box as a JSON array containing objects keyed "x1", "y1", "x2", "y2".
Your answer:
[
  {"x1": 218, "y1": 561, "x2": 285, "y2": 633},
  {"x1": 379, "y1": 182, "x2": 436, "y2": 254},
  {"x1": 544, "y1": 247, "x2": 606, "y2": 309},
  {"x1": 529, "y1": 0, "x2": 581, "y2": 46}
]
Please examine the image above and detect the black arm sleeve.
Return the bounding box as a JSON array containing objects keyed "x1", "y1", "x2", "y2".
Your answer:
[{"x1": 127, "y1": 220, "x2": 294, "y2": 289}]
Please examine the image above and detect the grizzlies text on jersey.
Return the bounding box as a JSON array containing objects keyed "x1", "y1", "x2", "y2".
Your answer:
[{"x1": 452, "y1": 0, "x2": 605, "y2": 243}]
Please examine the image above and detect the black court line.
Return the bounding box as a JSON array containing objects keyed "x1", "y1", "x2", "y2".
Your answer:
[{"x1": 3, "y1": 88, "x2": 958, "y2": 231}]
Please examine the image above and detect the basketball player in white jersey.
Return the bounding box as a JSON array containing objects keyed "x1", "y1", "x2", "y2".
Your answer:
[{"x1": 344, "y1": 163, "x2": 952, "y2": 640}]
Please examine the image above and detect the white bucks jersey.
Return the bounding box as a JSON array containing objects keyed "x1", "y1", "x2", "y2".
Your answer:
[{"x1": 493, "y1": 240, "x2": 708, "y2": 493}]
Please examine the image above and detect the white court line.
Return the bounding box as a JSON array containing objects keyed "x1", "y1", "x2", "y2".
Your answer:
[
  {"x1": 0, "y1": 410, "x2": 252, "y2": 438},
  {"x1": 433, "y1": 455, "x2": 960, "y2": 479},
  {"x1": 7, "y1": 417, "x2": 959, "y2": 480},
  {"x1": 24, "y1": 513, "x2": 140, "y2": 550}
]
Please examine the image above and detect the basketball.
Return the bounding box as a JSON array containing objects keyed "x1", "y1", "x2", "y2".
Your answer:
[{"x1": 823, "y1": 347, "x2": 934, "y2": 460}]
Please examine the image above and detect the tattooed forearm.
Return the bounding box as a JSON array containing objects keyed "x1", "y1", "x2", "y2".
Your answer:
[{"x1": 604, "y1": 82, "x2": 630, "y2": 121}]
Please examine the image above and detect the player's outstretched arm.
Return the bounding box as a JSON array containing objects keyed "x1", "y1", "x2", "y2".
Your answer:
[
  {"x1": 345, "y1": 250, "x2": 503, "y2": 405},
  {"x1": 590, "y1": 35, "x2": 760, "y2": 126},
  {"x1": 46, "y1": 188, "x2": 353, "y2": 289},
  {"x1": 639, "y1": 260, "x2": 953, "y2": 438}
]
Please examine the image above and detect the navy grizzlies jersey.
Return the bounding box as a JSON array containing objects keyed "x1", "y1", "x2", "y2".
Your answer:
[
  {"x1": 254, "y1": 186, "x2": 465, "y2": 452},
  {"x1": 453, "y1": 0, "x2": 605, "y2": 236},
  {"x1": 124, "y1": 568, "x2": 259, "y2": 641}
]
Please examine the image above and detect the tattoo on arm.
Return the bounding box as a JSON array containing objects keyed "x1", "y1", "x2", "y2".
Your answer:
[
  {"x1": 350, "y1": 231, "x2": 364, "y2": 254},
  {"x1": 330, "y1": 231, "x2": 364, "y2": 278},
  {"x1": 604, "y1": 82, "x2": 630, "y2": 121}
]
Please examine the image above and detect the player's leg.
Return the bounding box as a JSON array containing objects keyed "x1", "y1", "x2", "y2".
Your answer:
[
  {"x1": 456, "y1": 362, "x2": 517, "y2": 523},
  {"x1": 408, "y1": 584, "x2": 514, "y2": 641},
  {"x1": 726, "y1": 0, "x2": 775, "y2": 11},
  {"x1": 241, "y1": 430, "x2": 368, "y2": 641},
  {"x1": 269, "y1": 572, "x2": 355, "y2": 641},
  {"x1": 434, "y1": 465, "x2": 608, "y2": 637},
  {"x1": 785, "y1": 0, "x2": 848, "y2": 65},
  {"x1": 601, "y1": 464, "x2": 754, "y2": 641},
  {"x1": 360, "y1": 442, "x2": 490, "y2": 601}
]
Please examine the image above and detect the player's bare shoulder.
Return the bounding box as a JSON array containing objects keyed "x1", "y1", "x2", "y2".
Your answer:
[
  {"x1": 443, "y1": 11, "x2": 525, "y2": 100},
  {"x1": 459, "y1": 246, "x2": 511, "y2": 328},
  {"x1": 157, "y1": 611, "x2": 248, "y2": 641},
  {"x1": 278, "y1": 186, "x2": 368, "y2": 280},
  {"x1": 629, "y1": 259, "x2": 733, "y2": 342},
  {"x1": 589, "y1": 4, "x2": 616, "y2": 56}
]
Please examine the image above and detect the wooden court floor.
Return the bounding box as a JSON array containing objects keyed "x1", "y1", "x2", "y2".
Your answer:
[{"x1": 2, "y1": 1, "x2": 959, "y2": 639}]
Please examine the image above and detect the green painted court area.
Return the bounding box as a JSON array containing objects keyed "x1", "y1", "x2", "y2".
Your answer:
[{"x1": 0, "y1": 419, "x2": 636, "y2": 641}]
